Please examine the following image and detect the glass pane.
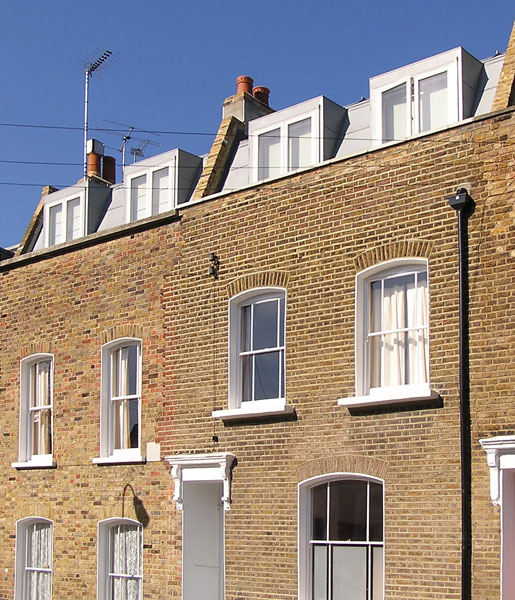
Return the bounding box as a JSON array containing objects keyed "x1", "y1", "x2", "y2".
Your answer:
[
  {"x1": 123, "y1": 345, "x2": 139, "y2": 396},
  {"x1": 130, "y1": 175, "x2": 147, "y2": 221},
  {"x1": 382, "y1": 83, "x2": 407, "y2": 142},
  {"x1": 279, "y1": 297, "x2": 285, "y2": 347},
  {"x1": 419, "y1": 71, "x2": 447, "y2": 132},
  {"x1": 254, "y1": 351, "x2": 280, "y2": 400},
  {"x1": 33, "y1": 408, "x2": 51, "y2": 455},
  {"x1": 258, "y1": 128, "x2": 280, "y2": 180},
  {"x1": 66, "y1": 197, "x2": 81, "y2": 240},
  {"x1": 253, "y1": 299, "x2": 278, "y2": 350},
  {"x1": 241, "y1": 305, "x2": 251, "y2": 352},
  {"x1": 151, "y1": 167, "x2": 169, "y2": 215},
  {"x1": 128, "y1": 399, "x2": 139, "y2": 449},
  {"x1": 383, "y1": 332, "x2": 405, "y2": 386},
  {"x1": 48, "y1": 204, "x2": 63, "y2": 245},
  {"x1": 329, "y1": 480, "x2": 367, "y2": 541},
  {"x1": 369, "y1": 482, "x2": 384, "y2": 541},
  {"x1": 332, "y1": 546, "x2": 367, "y2": 600},
  {"x1": 127, "y1": 577, "x2": 141, "y2": 600},
  {"x1": 372, "y1": 546, "x2": 384, "y2": 600},
  {"x1": 241, "y1": 355, "x2": 252, "y2": 402},
  {"x1": 313, "y1": 545, "x2": 328, "y2": 600},
  {"x1": 311, "y1": 484, "x2": 327, "y2": 540},
  {"x1": 288, "y1": 118, "x2": 311, "y2": 170}
]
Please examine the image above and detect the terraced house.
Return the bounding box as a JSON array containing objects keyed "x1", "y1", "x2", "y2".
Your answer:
[{"x1": 1, "y1": 17, "x2": 514, "y2": 600}]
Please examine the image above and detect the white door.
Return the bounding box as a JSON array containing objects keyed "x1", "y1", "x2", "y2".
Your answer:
[{"x1": 183, "y1": 481, "x2": 224, "y2": 600}]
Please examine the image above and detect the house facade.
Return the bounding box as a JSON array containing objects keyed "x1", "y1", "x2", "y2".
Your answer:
[{"x1": 0, "y1": 19, "x2": 514, "y2": 600}]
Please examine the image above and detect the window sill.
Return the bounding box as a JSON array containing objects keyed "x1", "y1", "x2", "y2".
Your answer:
[
  {"x1": 92, "y1": 454, "x2": 146, "y2": 466},
  {"x1": 12, "y1": 457, "x2": 56, "y2": 470},
  {"x1": 212, "y1": 403, "x2": 295, "y2": 421},
  {"x1": 338, "y1": 388, "x2": 440, "y2": 409}
]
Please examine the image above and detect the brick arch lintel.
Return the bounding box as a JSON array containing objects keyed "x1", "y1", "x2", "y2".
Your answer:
[
  {"x1": 226, "y1": 271, "x2": 289, "y2": 299},
  {"x1": 296, "y1": 455, "x2": 388, "y2": 483},
  {"x1": 101, "y1": 325, "x2": 144, "y2": 345},
  {"x1": 354, "y1": 239, "x2": 433, "y2": 273},
  {"x1": 19, "y1": 341, "x2": 53, "y2": 359}
]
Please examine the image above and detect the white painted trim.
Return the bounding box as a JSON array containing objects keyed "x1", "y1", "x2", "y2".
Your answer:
[
  {"x1": 97, "y1": 517, "x2": 143, "y2": 600},
  {"x1": 297, "y1": 473, "x2": 384, "y2": 600},
  {"x1": 212, "y1": 402, "x2": 294, "y2": 421},
  {"x1": 479, "y1": 435, "x2": 515, "y2": 506},
  {"x1": 98, "y1": 338, "x2": 142, "y2": 461},
  {"x1": 15, "y1": 517, "x2": 53, "y2": 600},
  {"x1": 339, "y1": 386, "x2": 438, "y2": 409},
  {"x1": 354, "y1": 258, "x2": 429, "y2": 399},
  {"x1": 17, "y1": 353, "x2": 54, "y2": 466},
  {"x1": 165, "y1": 453, "x2": 236, "y2": 511},
  {"x1": 44, "y1": 191, "x2": 86, "y2": 247},
  {"x1": 228, "y1": 287, "x2": 286, "y2": 412}
]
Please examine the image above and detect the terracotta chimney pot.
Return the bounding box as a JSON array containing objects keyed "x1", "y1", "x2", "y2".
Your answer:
[
  {"x1": 253, "y1": 86, "x2": 270, "y2": 106},
  {"x1": 236, "y1": 75, "x2": 254, "y2": 95},
  {"x1": 102, "y1": 156, "x2": 116, "y2": 184},
  {"x1": 87, "y1": 152, "x2": 102, "y2": 178}
]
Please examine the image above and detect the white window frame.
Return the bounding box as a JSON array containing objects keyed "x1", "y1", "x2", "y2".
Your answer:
[
  {"x1": 371, "y1": 59, "x2": 460, "y2": 144},
  {"x1": 12, "y1": 354, "x2": 54, "y2": 469},
  {"x1": 97, "y1": 518, "x2": 143, "y2": 600},
  {"x1": 126, "y1": 159, "x2": 176, "y2": 223},
  {"x1": 93, "y1": 338, "x2": 143, "y2": 465},
  {"x1": 252, "y1": 109, "x2": 320, "y2": 182},
  {"x1": 15, "y1": 517, "x2": 53, "y2": 600},
  {"x1": 339, "y1": 259, "x2": 436, "y2": 408},
  {"x1": 213, "y1": 287, "x2": 294, "y2": 420},
  {"x1": 44, "y1": 193, "x2": 85, "y2": 247},
  {"x1": 298, "y1": 474, "x2": 384, "y2": 600}
]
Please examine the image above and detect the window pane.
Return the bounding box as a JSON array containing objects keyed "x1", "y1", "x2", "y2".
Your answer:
[
  {"x1": 312, "y1": 545, "x2": 328, "y2": 600},
  {"x1": 130, "y1": 175, "x2": 147, "y2": 221},
  {"x1": 254, "y1": 351, "x2": 280, "y2": 400},
  {"x1": 48, "y1": 204, "x2": 63, "y2": 245},
  {"x1": 382, "y1": 83, "x2": 407, "y2": 142},
  {"x1": 253, "y1": 299, "x2": 279, "y2": 350},
  {"x1": 66, "y1": 197, "x2": 81, "y2": 240},
  {"x1": 369, "y1": 482, "x2": 384, "y2": 542},
  {"x1": 258, "y1": 128, "x2": 280, "y2": 180},
  {"x1": 288, "y1": 118, "x2": 311, "y2": 170},
  {"x1": 331, "y1": 545, "x2": 367, "y2": 600},
  {"x1": 241, "y1": 355, "x2": 252, "y2": 402},
  {"x1": 122, "y1": 346, "x2": 139, "y2": 397},
  {"x1": 241, "y1": 305, "x2": 251, "y2": 352},
  {"x1": 151, "y1": 167, "x2": 170, "y2": 215},
  {"x1": 311, "y1": 484, "x2": 328, "y2": 540},
  {"x1": 372, "y1": 546, "x2": 384, "y2": 600},
  {"x1": 419, "y1": 71, "x2": 447, "y2": 132},
  {"x1": 329, "y1": 481, "x2": 367, "y2": 541}
]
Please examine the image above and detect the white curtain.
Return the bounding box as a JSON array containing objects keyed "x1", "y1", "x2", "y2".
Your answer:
[
  {"x1": 32, "y1": 361, "x2": 51, "y2": 455},
  {"x1": 111, "y1": 525, "x2": 142, "y2": 600},
  {"x1": 370, "y1": 272, "x2": 428, "y2": 388},
  {"x1": 28, "y1": 522, "x2": 51, "y2": 600}
]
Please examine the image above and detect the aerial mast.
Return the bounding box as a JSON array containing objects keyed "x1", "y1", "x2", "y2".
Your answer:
[{"x1": 83, "y1": 50, "x2": 112, "y2": 178}]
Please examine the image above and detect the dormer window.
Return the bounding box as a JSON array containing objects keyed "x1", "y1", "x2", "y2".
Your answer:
[
  {"x1": 46, "y1": 195, "x2": 84, "y2": 247},
  {"x1": 371, "y1": 47, "x2": 482, "y2": 146},
  {"x1": 129, "y1": 166, "x2": 172, "y2": 222},
  {"x1": 249, "y1": 96, "x2": 346, "y2": 183},
  {"x1": 256, "y1": 115, "x2": 316, "y2": 181}
]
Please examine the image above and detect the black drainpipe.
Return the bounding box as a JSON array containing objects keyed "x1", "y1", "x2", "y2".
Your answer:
[{"x1": 448, "y1": 188, "x2": 474, "y2": 600}]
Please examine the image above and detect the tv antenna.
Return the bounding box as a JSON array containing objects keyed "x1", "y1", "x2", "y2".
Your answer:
[
  {"x1": 101, "y1": 120, "x2": 161, "y2": 167},
  {"x1": 83, "y1": 50, "x2": 112, "y2": 178}
]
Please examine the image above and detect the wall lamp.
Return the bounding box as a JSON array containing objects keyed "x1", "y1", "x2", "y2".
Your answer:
[{"x1": 209, "y1": 252, "x2": 220, "y2": 279}]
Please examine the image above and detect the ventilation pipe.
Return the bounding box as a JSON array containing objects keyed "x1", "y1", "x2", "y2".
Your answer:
[{"x1": 448, "y1": 188, "x2": 474, "y2": 600}]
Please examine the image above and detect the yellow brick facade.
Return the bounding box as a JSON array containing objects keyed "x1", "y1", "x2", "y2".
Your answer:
[{"x1": 1, "y1": 29, "x2": 515, "y2": 600}]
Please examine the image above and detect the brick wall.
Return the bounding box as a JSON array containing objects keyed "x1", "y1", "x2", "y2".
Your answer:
[{"x1": 0, "y1": 107, "x2": 514, "y2": 600}]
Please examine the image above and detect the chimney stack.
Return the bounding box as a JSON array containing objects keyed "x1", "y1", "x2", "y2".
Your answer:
[{"x1": 86, "y1": 139, "x2": 105, "y2": 178}]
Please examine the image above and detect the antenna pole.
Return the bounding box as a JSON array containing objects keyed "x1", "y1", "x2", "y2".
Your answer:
[{"x1": 82, "y1": 50, "x2": 112, "y2": 178}]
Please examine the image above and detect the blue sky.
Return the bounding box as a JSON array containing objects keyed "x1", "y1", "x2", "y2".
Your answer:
[{"x1": 0, "y1": 1, "x2": 513, "y2": 248}]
